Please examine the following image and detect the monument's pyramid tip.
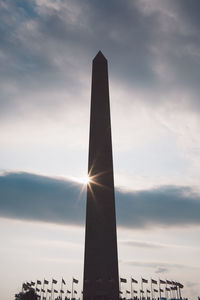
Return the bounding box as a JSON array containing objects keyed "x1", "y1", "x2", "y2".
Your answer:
[{"x1": 93, "y1": 51, "x2": 107, "y2": 61}]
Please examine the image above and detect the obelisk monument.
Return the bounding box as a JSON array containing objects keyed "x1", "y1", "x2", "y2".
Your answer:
[{"x1": 83, "y1": 51, "x2": 119, "y2": 300}]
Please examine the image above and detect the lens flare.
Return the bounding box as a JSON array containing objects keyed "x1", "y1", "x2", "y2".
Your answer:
[{"x1": 71, "y1": 175, "x2": 90, "y2": 185}]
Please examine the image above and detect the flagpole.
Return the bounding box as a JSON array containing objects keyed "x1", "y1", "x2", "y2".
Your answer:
[
  {"x1": 119, "y1": 278, "x2": 121, "y2": 298},
  {"x1": 131, "y1": 278, "x2": 133, "y2": 300},
  {"x1": 60, "y1": 279, "x2": 63, "y2": 300},
  {"x1": 72, "y1": 278, "x2": 74, "y2": 300},
  {"x1": 51, "y1": 279, "x2": 53, "y2": 300},
  {"x1": 172, "y1": 288, "x2": 174, "y2": 300},
  {"x1": 40, "y1": 279, "x2": 43, "y2": 300},
  {"x1": 179, "y1": 286, "x2": 182, "y2": 299},
  {"x1": 42, "y1": 278, "x2": 45, "y2": 300},
  {"x1": 141, "y1": 278, "x2": 143, "y2": 300},
  {"x1": 36, "y1": 281, "x2": 38, "y2": 295},
  {"x1": 159, "y1": 279, "x2": 161, "y2": 300},
  {"x1": 176, "y1": 286, "x2": 178, "y2": 299}
]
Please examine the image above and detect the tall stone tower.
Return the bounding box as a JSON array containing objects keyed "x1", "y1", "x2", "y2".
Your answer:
[{"x1": 83, "y1": 51, "x2": 119, "y2": 300}]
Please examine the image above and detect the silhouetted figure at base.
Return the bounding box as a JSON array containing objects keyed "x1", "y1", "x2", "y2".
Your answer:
[{"x1": 21, "y1": 290, "x2": 38, "y2": 300}]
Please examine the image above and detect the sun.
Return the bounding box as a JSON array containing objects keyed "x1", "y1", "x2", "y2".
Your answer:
[
  {"x1": 80, "y1": 175, "x2": 91, "y2": 185},
  {"x1": 71, "y1": 175, "x2": 91, "y2": 185}
]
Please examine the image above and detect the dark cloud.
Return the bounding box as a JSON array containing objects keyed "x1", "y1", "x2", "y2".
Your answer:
[
  {"x1": 116, "y1": 186, "x2": 200, "y2": 228},
  {"x1": 1, "y1": 0, "x2": 200, "y2": 121},
  {"x1": 0, "y1": 172, "x2": 200, "y2": 229}
]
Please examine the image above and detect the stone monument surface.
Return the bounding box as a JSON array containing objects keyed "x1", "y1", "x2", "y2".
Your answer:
[{"x1": 83, "y1": 51, "x2": 119, "y2": 300}]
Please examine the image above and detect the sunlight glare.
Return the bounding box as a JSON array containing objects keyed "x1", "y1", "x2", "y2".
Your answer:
[{"x1": 71, "y1": 175, "x2": 90, "y2": 185}]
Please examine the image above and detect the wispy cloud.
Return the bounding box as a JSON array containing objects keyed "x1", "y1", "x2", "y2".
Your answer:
[
  {"x1": 119, "y1": 240, "x2": 165, "y2": 249},
  {"x1": 122, "y1": 260, "x2": 196, "y2": 273}
]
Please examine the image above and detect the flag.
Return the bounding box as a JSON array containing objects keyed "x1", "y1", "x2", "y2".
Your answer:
[
  {"x1": 159, "y1": 279, "x2": 166, "y2": 284},
  {"x1": 44, "y1": 280, "x2": 49, "y2": 285},
  {"x1": 166, "y1": 287, "x2": 170, "y2": 291},
  {"x1": 41, "y1": 289, "x2": 45, "y2": 293},
  {"x1": 126, "y1": 290, "x2": 130, "y2": 294},
  {"x1": 119, "y1": 291, "x2": 123, "y2": 294},
  {"x1": 73, "y1": 278, "x2": 79, "y2": 284},
  {"x1": 151, "y1": 279, "x2": 157, "y2": 284},
  {"x1": 131, "y1": 278, "x2": 138, "y2": 284},
  {"x1": 60, "y1": 290, "x2": 64, "y2": 294},
  {"x1": 172, "y1": 281, "x2": 177, "y2": 285},
  {"x1": 31, "y1": 282, "x2": 35, "y2": 286},
  {"x1": 147, "y1": 290, "x2": 150, "y2": 293},
  {"x1": 133, "y1": 290, "x2": 137, "y2": 294},
  {"x1": 140, "y1": 290, "x2": 144, "y2": 293},
  {"x1": 74, "y1": 290, "x2": 77, "y2": 294},
  {"x1": 22, "y1": 283, "x2": 28, "y2": 290},
  {"x1": 67, "y1": 290, "x2": 71, "y2": 294},
  {"x1": 120, "y1": 278, "x2": 127, "y2": 283},
  {"x1": 62, "y1": 278, "x2": 66, "y2": 285},
  {"x1": 36, "y1": 288, "x2": 40, "y2": 292},
  {"x1": 177, "y1": 283, "x2": 184, "y2": 289},
  {"x1": 166, "y1": 280, "x2": 172, "y2": 285},
  {"x1": 154, "y1": 289, "x2": 158, "y2": 293},
  {"x1": 37, "y1": 280, "x2": 42, "y2": 285},
  {"x1": 47, "y1": 289, "x2": 51, "y2": 293},
  {"x1": 52, "y1": 279, "x2": 57, "y2": 284},
  {"x1": 160, "y1": 288, "x2": 164, "y2": 293},
  {"x1": 142, "y1": 278, "x2": 148, "y2": 283},
  {"x1": 54, "y1": 289, "x2": 58, "y2": 293}
]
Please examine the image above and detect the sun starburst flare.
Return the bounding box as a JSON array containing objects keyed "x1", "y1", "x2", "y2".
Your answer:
[{"x1": 71, "y1": 175, "x2": 91, "y2": 185}]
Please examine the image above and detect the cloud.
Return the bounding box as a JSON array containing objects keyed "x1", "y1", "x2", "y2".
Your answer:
[
  {"x1": 1, "y1": 0, "x2": 200, "y2": 121},
  {"x1": 155, "y1": 267, "x2": 168, "y2": 274},
  {"x1": 1, "y1": 0, "x2": 200, "y2": 184},
  {"x1": 122, "y1": 260, "x2": 191, "y2": 274},
  {"x1": 0, "y1": 171, "x2": 200, "y2": 229},
  {"x1": 119, "y1": 240, "x2": 164, "y2": 249},
  {"x1": 185, "y1": 281, "x2": 198, "y2": 288}
]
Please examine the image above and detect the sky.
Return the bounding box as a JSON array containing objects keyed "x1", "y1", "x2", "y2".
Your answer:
[{"x1": 0, "y1": 0, "x2": 200, "y2": 299}]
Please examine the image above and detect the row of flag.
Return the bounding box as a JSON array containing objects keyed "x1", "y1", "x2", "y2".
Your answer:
[
  {"x1": 120, "y1": 277, "x2": 183, "y2": 288},
  {"x1": 22, "y1": 278, "x2": 79, "y2": 298},
  {"x1": 120, "y1": 287, "x2": 181, "y2": 294},
  {"x1": 22, "y1": 277, "x2": 184, "y2": 299},
  {"x1": 28, "y1": 278, "x2": 78, "y2": 286},
  {"x1": 119, "y1": 277, "x2": 184, "y2": 298}
]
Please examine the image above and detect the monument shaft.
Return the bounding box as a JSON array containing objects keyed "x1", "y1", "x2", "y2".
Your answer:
[{"x1": 83, "y1": 52, "x2": 119, "y2": 300}]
